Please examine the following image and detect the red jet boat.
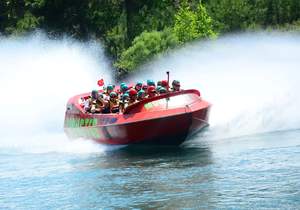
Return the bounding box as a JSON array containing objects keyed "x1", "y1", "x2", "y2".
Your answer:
[{"x1": 64, "y1": 89, "x2": 211, "y2": 145}]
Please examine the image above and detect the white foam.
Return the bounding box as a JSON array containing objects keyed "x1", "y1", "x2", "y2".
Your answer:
[
  {"x1": 0, "y1": 33, "x2": 112, "y2": 154},
  {"x1": 132, "y1": 32, "x2": 300, "y2": 139}
]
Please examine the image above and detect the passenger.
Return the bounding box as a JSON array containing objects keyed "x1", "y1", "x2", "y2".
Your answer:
[
  {"x1": 89, "y1": 90, "x2": 105, "y2": 114},
  {"x1": 99, "y1": 93, "x2": 110, "y2": 114},
  {"x1": 142, "y1": 84, "x2": 148, "y2": 96},
  {"x1": 120, "y1": 84, "x2": 128, "y2": 95},
  {"x1": 119, "y1": 93, "x2": 129, "y2": 113},
  {"x1": 120, "y1": 82, "x2": 126, "y2": 88},
  {"x1": 91, "y1": 89, "x2": 99, "y2": 99},
  {"x1": 109, "y1": 92, "x2": 119, "y2": 113},
  {"x1": 158, "y1": 87, "x2": 167, "y2": 94},
  {"x1": 171, "y1": 80, "x2": 181, "y2": 92},
  {"x1": 125, "y1": 89, "x2": 130, "y2": 95},
  {"x1": 107, "y1": 84, "x2": 115, "y2": 93},
  {"x1": 157, "y1": 80, "x2": 162, "y2": 87},
  {"x1": 147, "y1": 86, "x2": 157, "y2": 98},
  {"x1": 85, "y1": 90, "x2": 98, "y2": 113},
  {"x1": 104, "y1": 84, "x2": 115, "y2": 100},
  {"x1": 128, "y1": 89, "x2": 138, "y2": 105},
  {"x1": 135, "y1": 82, "x2": 143, "y2": 92},
  {"x1": 147, "y1": 79, "x2": 156, "y2": 87},
  {"x1": 161, "y1": 80, "x2": 169, "y2": 91},
  {"x1": 137, "y1": 90, "x2": 146, "y2": 101},
  {"x1": 156, "y1": 85, "x2": 162, "y2": 92}
]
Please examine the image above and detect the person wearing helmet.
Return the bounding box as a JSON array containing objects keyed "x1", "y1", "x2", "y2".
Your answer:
[
  {"x1": 156, "y1": 85, "x2": 162, "y2": 92},
  {"x1": 119, "y1": 93, "x2": 129, "y2": 113},
  {"x1": 83, "y1": 90, "x2": 97, "y2": 112},
  {"x1": 147, "y1": 79, "x2": 156, "y2": 87},
  {"x1": 161, "y1": 80, "x2": 169, "y2": 90},
  {"x1": 142, "y1": 84, "x2": 148, "y2": 91},
  {"x1": 147, "y1": 86, "x2": 157, "y2": 98},
  {"x1": 91, "y1": 90, "x2": 99, "y2": 99},
  {"x1": 158, "y1": 87, "x2": 167, "y2": 94},
  {"x1": 120, "y1": 82, "x2": 126, "y2": 88},
  {"x1": 128, "y1": 89, "x2": 138, "y2": 105},
  {"x1": 105, "y1": 84, "x2": 115, "y2": 96},
  {"x1": 171, "y1": 80, "x2": 181, "y2": 91},
  {"x1": 141, "y1": 84, "x2": 148, "y2": 95},
  {"x1": 135, "y1": 82, "x2": 143, "y2": 91},
  {"x1": 99, "y1": 93, "x2": 110, "y2": 113},
  {"x1": 89, "y1": 90, "x2": 107, "y2": 113},
  {"x1": 137, "y1": 90, "x2": 146, "y2": 101},
  {"x1": 125, "y1": 89, "x2": 131, "y2": 95},
  {"x1": 120, "y1": 84, "x2": 128, "y2": 95},
  {"x1": 109, "y1": 92, "x2": 119, "y2": 113}
]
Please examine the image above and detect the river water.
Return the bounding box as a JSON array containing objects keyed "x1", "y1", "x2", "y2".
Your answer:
[
  {"x1": 1, "y1": 130, "x2": 300, "y2": 209},
  {"x1": 1, "y1": 32, "x2": 300, "y2": 209}
]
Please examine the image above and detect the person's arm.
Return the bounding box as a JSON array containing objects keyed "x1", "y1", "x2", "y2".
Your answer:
[
  {"x1": 84, "y1": 99, "x2": 90, "y2": 113},
  {"x1": 118, "y1": 102, "x2": 124, "y2": 114}
]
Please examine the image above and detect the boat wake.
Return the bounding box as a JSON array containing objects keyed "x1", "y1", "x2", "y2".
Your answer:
[
  {"x1": 132, "y1": 32, "x2": 300, "y2": 141},
  {"x1": 0, "y1": 33, "x2": 113, "y2": 154}
]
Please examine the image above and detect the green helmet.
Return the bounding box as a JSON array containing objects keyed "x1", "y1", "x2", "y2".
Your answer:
[
  {"x1": 137, "y1": 90, "x2": 145, "y2": 98},
  {"x1": 156, "y1": 85, "x2": 162, "y2": 91},
  {"x1": 159, "y1": 87, "x2": 167, "y2": 94},
  {"x1": 121, "y1": 84, "x2": 128, "y2": 92},
  {"x1": 136, "y1": 81, "x2": 143, "y2": 87},
  {"x1": 107, "y1": 84, "x2": 115, "y2": 91},
  {"x1": 110, "y1": 91, "x2": 117, "y2": 98},
  {"x1": 121, "y1": 93, "x2": 129, "y2": 101},
  {"x1": 147, "y1": 79, "x2": 155, "y2": 86}
]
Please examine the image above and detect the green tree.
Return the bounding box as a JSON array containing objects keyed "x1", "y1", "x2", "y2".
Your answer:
[
  {"x1": 1, "y1": 0, "x2": 44, "y2": 34},
  {"x1": 174, "y1": 1, "x2": 216, "y2": 43},
  {"x1": 207, "y1": 0, "x2": 252, "y2": 32},
  {"x1": 123, "y1": 0, "x2": 178, "y2": 44},
  {"x1": 115, "y1": 29, "x2": 179, "y2": 73}
]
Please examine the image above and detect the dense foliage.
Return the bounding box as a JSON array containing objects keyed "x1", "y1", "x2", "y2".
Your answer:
[
  {"x1": 174, "y1": 1, "x2": 216, "y2": 43},
  {"x1": 1, "y1": 0, "x2": 300, "y2": 76},
  {"x1": 116, "y1": 29, "x2": 179, "y2": 72}
]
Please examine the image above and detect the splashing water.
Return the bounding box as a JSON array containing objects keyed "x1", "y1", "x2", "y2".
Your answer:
[
  {"x1": 1, "y1": 32, "x2": 300, "y2": 153},
  {"x1": 0, "y1": 33, "x2": 112, "y2": 154},
  {"x1": 131, "y1": 32, "x2": 300, "y2": 140}
]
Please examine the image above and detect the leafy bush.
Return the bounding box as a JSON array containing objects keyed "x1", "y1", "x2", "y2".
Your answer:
[
  {"x1": 174, "y1": 2, "x2": 217, "y2": 43},
  {"x1": 115, "y1": 29, "x2": 179, "y2": 72},
  {"x1": 207, "y1": 0, "x2": 253, "y2": 32}
]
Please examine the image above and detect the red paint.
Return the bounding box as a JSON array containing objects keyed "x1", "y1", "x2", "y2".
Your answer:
[{"x1": 64, "y1": 89, "x2": 211, "y2": 145}]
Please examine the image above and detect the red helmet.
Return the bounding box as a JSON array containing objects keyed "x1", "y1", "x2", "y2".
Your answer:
[
  {"x1": 161, "y1": 80, "x2": 168, "y2": 87},
  {"x1": 147, "y1": 85, "x2": 156, "y2": 93},
  {"x1": 129, "y1": 89, "x2": 137, "y2": 97}
]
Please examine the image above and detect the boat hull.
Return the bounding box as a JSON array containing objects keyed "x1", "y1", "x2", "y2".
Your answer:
[{"x1": 64, "y1": 109, "x2": 209, "y2": 146}]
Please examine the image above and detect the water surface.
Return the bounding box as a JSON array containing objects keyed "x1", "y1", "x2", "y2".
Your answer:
[{"x1": 1, "y1": 129, "x2": 299, "y2": 209}]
